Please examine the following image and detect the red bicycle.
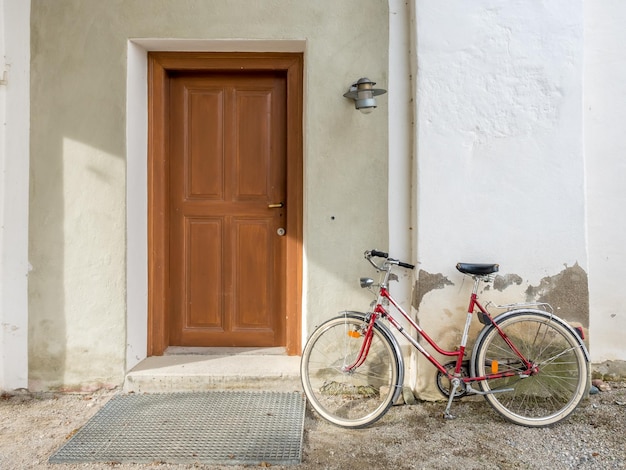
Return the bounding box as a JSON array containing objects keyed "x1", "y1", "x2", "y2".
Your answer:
[{"x1": 301, "y1": 250, "x2": 589, "y2": 428}]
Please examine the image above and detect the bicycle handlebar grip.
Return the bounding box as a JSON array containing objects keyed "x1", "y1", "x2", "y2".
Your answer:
[
  {"x1": 399, "y1": 261, "x2": 415, "y2": 270},
  {"x1": 370, "y1": 249, "x2": 389, "y2": 258}
]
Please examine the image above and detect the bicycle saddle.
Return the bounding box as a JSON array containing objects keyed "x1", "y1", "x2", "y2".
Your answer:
[{"x1": 456, "y1": 263, "x2": 499, "y2": 275}]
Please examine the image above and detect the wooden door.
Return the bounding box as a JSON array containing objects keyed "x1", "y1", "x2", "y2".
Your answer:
[
  {"x1": 148, "y1": 52, "x2": 303, "y2": 356},
  {"x1": 167, "y1": 71, "x2": 287, "y2": 347}
]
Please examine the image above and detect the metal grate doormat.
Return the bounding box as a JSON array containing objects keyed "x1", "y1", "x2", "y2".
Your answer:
[{"x1": 49, "y1": 391, "x2": 305, "y2": 466}]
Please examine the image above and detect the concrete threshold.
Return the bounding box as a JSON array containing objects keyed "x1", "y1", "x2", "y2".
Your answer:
[{"x1": 124, "y1": 347, "x2": 302, "y2": 393}]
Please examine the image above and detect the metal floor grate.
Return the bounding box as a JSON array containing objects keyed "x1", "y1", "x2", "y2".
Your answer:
[{"x1": 50, "y1": 391, "x2": 305, "y2": 466}]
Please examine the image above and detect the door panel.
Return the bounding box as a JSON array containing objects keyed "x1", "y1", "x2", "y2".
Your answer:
[
  {"x1": 188, "y1": 90, "x2": 224, "y2": 198},
  {"x1": 233, "y1": 218, "x2": 272, "y2": 329},
  {"x1": 235, "y1": 90, "x2": 273, "y2": 199},
  {"x1": 187, "y1": 218, "x2": 223, "y2": 328},
  {"x1": 168, "y1": 71, "x2": 286, "y2": 347}
]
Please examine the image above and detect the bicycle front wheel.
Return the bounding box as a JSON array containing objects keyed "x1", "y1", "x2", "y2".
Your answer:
[
  {"x1": 473, "y1": 311, "x2": 588, "y2": 427},
  {"x1": 301, "y1": 313, "x2": 401, "y2": 428}
]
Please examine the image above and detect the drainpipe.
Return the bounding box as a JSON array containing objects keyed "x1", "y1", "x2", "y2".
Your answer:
[
  {"x1": 388, "y1": 0, "x2": 413, "y2": 311},
  {"x1": 388, "y1": 0, "x2": 416, "y2": 391}
]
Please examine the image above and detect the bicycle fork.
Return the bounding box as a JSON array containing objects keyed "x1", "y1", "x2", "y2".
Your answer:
[{"x1": 340, "y1": 313, "x2": 377, "y2": 373}]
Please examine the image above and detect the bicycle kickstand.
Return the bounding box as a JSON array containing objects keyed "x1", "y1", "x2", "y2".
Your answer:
[{"x1": 443, "y1": 378, "x2": 461, "y2": 420}]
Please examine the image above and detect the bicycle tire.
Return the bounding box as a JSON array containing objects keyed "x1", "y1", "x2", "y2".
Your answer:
[
  {"x1": 301, "y1": 312, "x2": 401, "y2": 428},
  {"x1": 472, "y1": 311, "x2": 588, "y2": 427}
]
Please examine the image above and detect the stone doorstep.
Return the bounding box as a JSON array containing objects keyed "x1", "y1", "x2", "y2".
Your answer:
[{"x1": 124, "y1": 348, "x2": 303, "y2": 394}]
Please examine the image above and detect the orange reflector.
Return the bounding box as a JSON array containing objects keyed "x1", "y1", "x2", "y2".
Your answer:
[
  {"x1": 348, "y1": 330, "x2": 361, "y2": 338},
  {"x1": 491, "y1": 360, "x2": 499, "y2": 374}
]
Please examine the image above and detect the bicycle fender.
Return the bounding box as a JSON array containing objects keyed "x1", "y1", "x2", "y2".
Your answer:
[
  {"x1": 340, "y1": 311, "x2": 406, "y2": 404},
  {"x1": 470, "y1": 308, "x2": 590, "y2": 376}
]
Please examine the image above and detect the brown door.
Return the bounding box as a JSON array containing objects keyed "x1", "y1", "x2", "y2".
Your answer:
[
  {"x1": 167, "y1": 71, "x2": 287, "y2": 347},
  {"x1": 148, "y1": 52, "x2": 302, "y2": 356}
]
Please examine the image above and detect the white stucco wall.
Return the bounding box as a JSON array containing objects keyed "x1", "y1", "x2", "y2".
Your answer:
[
  {"x1": 0, "y1": 0, "x2": 30, "y2": 390},
  {"x1": 412, "y1": 0, "x2": 588, "y2": 398},
  {"x1": 28, "y1": 0, "x2": 389, "y2": 390},
  {"x1": 585, "y1": 1, "x2": 626, "y2": 364}
]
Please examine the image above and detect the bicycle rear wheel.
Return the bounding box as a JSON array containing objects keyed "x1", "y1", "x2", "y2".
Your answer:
[
  {"x1": 301, "y1": 313, "x2": 401, "y2": 428},
  {"x1": 473, "y1": 311, "x2": 588, "y2": 427}
]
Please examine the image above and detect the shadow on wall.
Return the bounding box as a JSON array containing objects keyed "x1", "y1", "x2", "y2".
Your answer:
[
  {"x1": 29, "y1": 4, "x2": 127, "y2": 388},
  {"x1": 28, "y1": 123, "x2": 66, "y2": 389}
]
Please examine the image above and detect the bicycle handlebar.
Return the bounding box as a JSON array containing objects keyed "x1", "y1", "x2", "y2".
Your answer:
[
  {"x1": 365, "y1": 249, "x2": 415, "y2": 270},
  {"x1": 398, "y1": 260, "x2": 416, "y2": 270},
  {"x1": 370, "y1": 249, "x2": 389, "y2": 258}
]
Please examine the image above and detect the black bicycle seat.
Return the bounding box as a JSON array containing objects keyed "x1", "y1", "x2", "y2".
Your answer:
[{"x1": 456, "y1": 263, "x2": 499, "y2": 275}]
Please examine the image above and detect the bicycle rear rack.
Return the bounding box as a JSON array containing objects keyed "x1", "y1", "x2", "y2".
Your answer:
[{"x1": 485, "y1": 301, "x2": 553, "y2": 314}]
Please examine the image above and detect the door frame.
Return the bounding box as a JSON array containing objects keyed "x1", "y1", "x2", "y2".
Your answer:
[{"x1": 147, "y1": 52, "x2": 303, "y2": 356}]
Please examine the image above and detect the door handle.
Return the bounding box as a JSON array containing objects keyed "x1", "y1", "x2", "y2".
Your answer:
[{"x1": 268, "y1": 202, "x2": 284, "y2": 209}]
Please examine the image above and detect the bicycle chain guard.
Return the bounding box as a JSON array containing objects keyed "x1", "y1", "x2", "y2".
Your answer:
[{"x1": 436, "y1": 361, "x2": 470, "y2": 399}]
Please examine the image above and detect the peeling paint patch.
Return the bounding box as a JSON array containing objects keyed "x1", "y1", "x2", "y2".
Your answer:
[
  {"x1": 412, "y1": 270, "x2": 454, "y2": 310},
  {"x1": 493, "y1": 273, "x2": 523, "y2": 291},
  {"x1": 592, "y1": 360, "x2": 626, "y2": 381},
  {"x1": 525, "y1": 263, "x2": 589, "y2": 327}
]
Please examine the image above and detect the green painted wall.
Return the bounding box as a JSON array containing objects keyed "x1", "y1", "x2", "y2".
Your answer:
[{"x1": 29, "y1": 0, "x2": 389, "y2": 390}]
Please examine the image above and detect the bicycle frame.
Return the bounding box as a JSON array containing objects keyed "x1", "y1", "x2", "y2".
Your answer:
[
  {"x1": 377, "y1": 286, "x2": 533, "y2": 383},
  {"x1": 345, "y1": 263, "x2": 535, "y2": 387}
]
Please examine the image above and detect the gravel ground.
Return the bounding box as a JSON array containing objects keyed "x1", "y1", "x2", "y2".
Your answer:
[{"x1": 1, "y1": 381, "x2": 625, "y2": 470}]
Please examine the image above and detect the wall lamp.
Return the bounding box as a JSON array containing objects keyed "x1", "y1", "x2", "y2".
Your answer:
[{"x1": 343, "y1": 77, "x2": 387, "y2": 114}]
